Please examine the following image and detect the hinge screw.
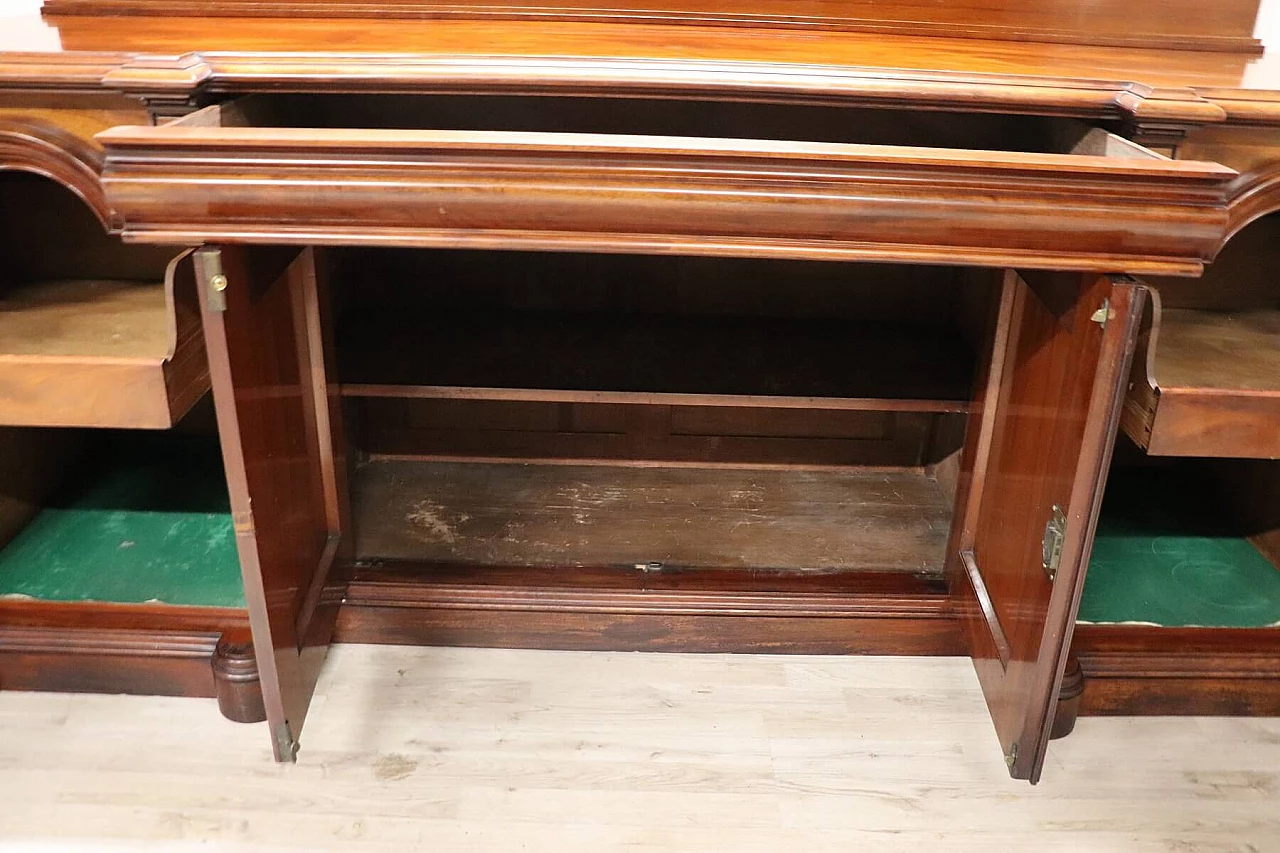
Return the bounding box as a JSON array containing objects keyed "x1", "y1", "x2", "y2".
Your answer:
[{"x1": 210, "y1": 273, "x2": 228, "y2": 292}]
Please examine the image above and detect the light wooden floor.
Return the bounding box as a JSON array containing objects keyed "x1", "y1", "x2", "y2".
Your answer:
[{"x1": 1, "y1": 645, "x2": 1278, "y2": 852}]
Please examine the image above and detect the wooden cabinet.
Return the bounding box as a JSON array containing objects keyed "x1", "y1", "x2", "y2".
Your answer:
[
  {"x1": 163, "y1": 229, "x2": 1145, "y2": 779},
  {"x1": 3, "y1": 0, "x2": 1280, "y2": 782}
]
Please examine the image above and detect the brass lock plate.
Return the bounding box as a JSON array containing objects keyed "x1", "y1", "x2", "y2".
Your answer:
[{"x1": 1042, "y1": 505, "x2": 1067, "y2": 581}]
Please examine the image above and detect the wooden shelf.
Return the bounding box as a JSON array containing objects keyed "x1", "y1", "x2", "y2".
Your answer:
[
  {"x1": 1122, "y1": 305, "x2": 1280, "y2": 458},
  {"x1": 351, "y1": 458, "x2": 953, "y2": 573},
  {"x1": 0, "y1": 256, "x2": 209, "y2": 428},
  {"x1": 340, "y1": 310, "x2": 973, "y2": 413}
]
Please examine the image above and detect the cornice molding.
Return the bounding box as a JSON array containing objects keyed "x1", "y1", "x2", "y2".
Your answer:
[
  {"x1": 102, "y1": 53, "x2": 215, "y2": 117},
  {"x1": 3, "y1": 50, "x2": 1277, "y2": 129}
]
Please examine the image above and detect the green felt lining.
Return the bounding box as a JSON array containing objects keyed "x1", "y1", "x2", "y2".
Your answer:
[
  {"x1": 0, "y1": 433, "x2": 244, "y2": 608},
  {"x1": 1080, "y1": 467, "x2": 1280, "y2": 628}
]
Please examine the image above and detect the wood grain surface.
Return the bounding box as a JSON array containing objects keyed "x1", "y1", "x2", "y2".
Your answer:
[
  {"x1": 38, "y1": 0, "x2": 1267, "y2": 56},
  {"x1": 98, "y1": 112, "x2": 1232, "y2": 273},
  {"x1": 1123, "y1": 298, "x2": 1280, "y2": 458},
  {"x1": 352, "y1": 459, "x2": 952, "y2": 573}
]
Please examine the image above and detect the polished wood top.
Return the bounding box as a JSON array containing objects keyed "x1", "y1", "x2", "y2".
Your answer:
[
  {"x1": 35, "y1": 0, "x2": 1267, "y2": 56},
  {"x1": 3, "y1": 9, "x2": 1280, "y2": 124}
]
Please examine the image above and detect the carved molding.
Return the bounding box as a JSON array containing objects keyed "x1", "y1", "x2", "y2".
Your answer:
[
  {"x1": 0, "y1": 116, "x2": 112, "y2": 227},
  {"x1": 336, "y1": 565, "x2": 964, "y2": 654},
  {"x1": 98, "y1": 125, "x2": 1234, "y2": 274},
  {"x1": 1222, "y1": 160, "x2": 1280, "y2": 247},
  {"x1": 103, "y1": 53, "x2": 214, "y2": 119},
  {"x1": 0, "y1": 51, "x2": 135, "y2": 93},
  {"x1": 0, "y1": 50, "x2": 1268, "y2": 130},
  {"x1": 0, "y1": 602, "x2": 261, "y2": 723}
]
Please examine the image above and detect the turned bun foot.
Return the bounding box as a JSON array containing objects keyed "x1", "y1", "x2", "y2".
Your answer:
[
  {"x1": 1051, "y1": 657, "x2": 1084, "y2": 740},
  {"x1": 212, "y1": 636, "x2": 267, "y2": 723}
]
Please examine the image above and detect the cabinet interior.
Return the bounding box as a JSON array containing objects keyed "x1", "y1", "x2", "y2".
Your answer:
[
  {"x1": 1082, "y1": 445, "x2": 1280, "y2": 628},
  {"x1": 332, "y1": 248, "x2": 986, "y2": 584},
  {"x1": 0, "y1": 407, "x2": 244, "y2": 608},
  {"x1": 209, "y1": 93, "x2": 1148, "y2": 156},
  {"x1": 0, "y1": 172, "x2": 175, "y2": 357}
]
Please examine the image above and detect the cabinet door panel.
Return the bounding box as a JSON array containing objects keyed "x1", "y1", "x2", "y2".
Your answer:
[
  {"x1": 197, "y1": 244, "x2": 349, "y2": 761},
  {"x1": 949, "y1": 270, "x2": 1144, "y2": 782}
]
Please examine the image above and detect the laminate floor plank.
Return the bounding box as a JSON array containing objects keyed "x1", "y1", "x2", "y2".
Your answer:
[{"x1": 1, "y1": 645, "x2": 1278, "y2": 851}]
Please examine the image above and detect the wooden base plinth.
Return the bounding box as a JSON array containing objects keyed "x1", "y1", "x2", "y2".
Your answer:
[
  {"x1": 1072, "y1": 625, "x2": 1280, "y2": 717},
  {"x1": 334, "y1": 563, "x2": 964, "y2": 654},
  {"x1": 0, "y1": 601, "x2": 264, "y2": 723}
]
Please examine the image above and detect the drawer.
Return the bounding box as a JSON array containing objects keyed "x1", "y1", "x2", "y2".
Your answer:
[
  {"x1": 98, "y1": 94, "x2": 1235, "y2": 274},
  {"x1": 0, "y1": 173, "x2": 208, "y2": 429},
  {"x1": 1122, "y1": 213, "x2": 1280, "y2": 459}
]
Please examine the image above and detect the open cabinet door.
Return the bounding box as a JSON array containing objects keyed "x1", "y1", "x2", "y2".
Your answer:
[
  {"x1": 195, "y1": 245, "x2": 350, "y2": 762},
  {"x1": 949, "y1": 270, "x2": 1145, "y2": 782}
]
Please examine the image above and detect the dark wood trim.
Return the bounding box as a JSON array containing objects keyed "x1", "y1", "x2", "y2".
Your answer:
[
  {"x1": 1072, "y1": 624, "x2": 1280, "y2": 716},
  {"x1": 335, "y1": 563, "x2": 962, "y2": 654},
  {"x1": 0, "y1": 601, "x2": 264, "y2": 722}
]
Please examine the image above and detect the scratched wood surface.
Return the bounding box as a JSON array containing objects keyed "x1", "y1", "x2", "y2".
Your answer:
[
  {"x1": 1, "y1": 644, "x2": 1279, "y2": 849},
  {"x1": 352, "y1": 460, "x2": 952, "y2": 572}
]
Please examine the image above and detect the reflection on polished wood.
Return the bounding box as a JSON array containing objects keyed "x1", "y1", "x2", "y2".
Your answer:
[
  {"x1": 948, "y1": 273, "x2": 1144, "y2": 781},
  {"x1": 1, "y1": 14, "x2": 1280, "y2": 121},
  {"x1": 96, "y1": 112, "x2": 1234, "y2": 273}
]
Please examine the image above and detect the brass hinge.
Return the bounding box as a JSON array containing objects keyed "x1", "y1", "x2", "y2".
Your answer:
[
  {"x1": 195, "y1": 247, "x2": 228, "y2": 312},
  {"x1": 1042, "y1": 505, "x2": 1067, "y2": 581},
  {"x1": 1004, "y1": 742, "x2": 1019, "y2": 769},
  {"x1": 1090, "y1": 298, "x2": 1115, "y2": 328},
  {"x1": 273, "y1": 721, "x2": 300, "y2": 763}
]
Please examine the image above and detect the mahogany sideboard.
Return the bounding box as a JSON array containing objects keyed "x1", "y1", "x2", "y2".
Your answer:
[{"x1": 1, "y1": 1, "x2": 1278, "y2": 783}]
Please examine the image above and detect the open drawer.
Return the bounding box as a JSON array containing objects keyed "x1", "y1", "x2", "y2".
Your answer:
[
  {"x1": 0, "y1": 173, "x2": 209, "y2": 429},
  {"x1": 97, "y1": 94, "x2": 1235, "y2": 274},
  {"x1": 1122, "y1": 214, "x2": 1280, "y2": 459}
]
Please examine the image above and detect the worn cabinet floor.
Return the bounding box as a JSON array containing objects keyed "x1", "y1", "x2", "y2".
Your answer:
[{"x1": 1, "y1": 645, "x2": 1277, "y2": 851}]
